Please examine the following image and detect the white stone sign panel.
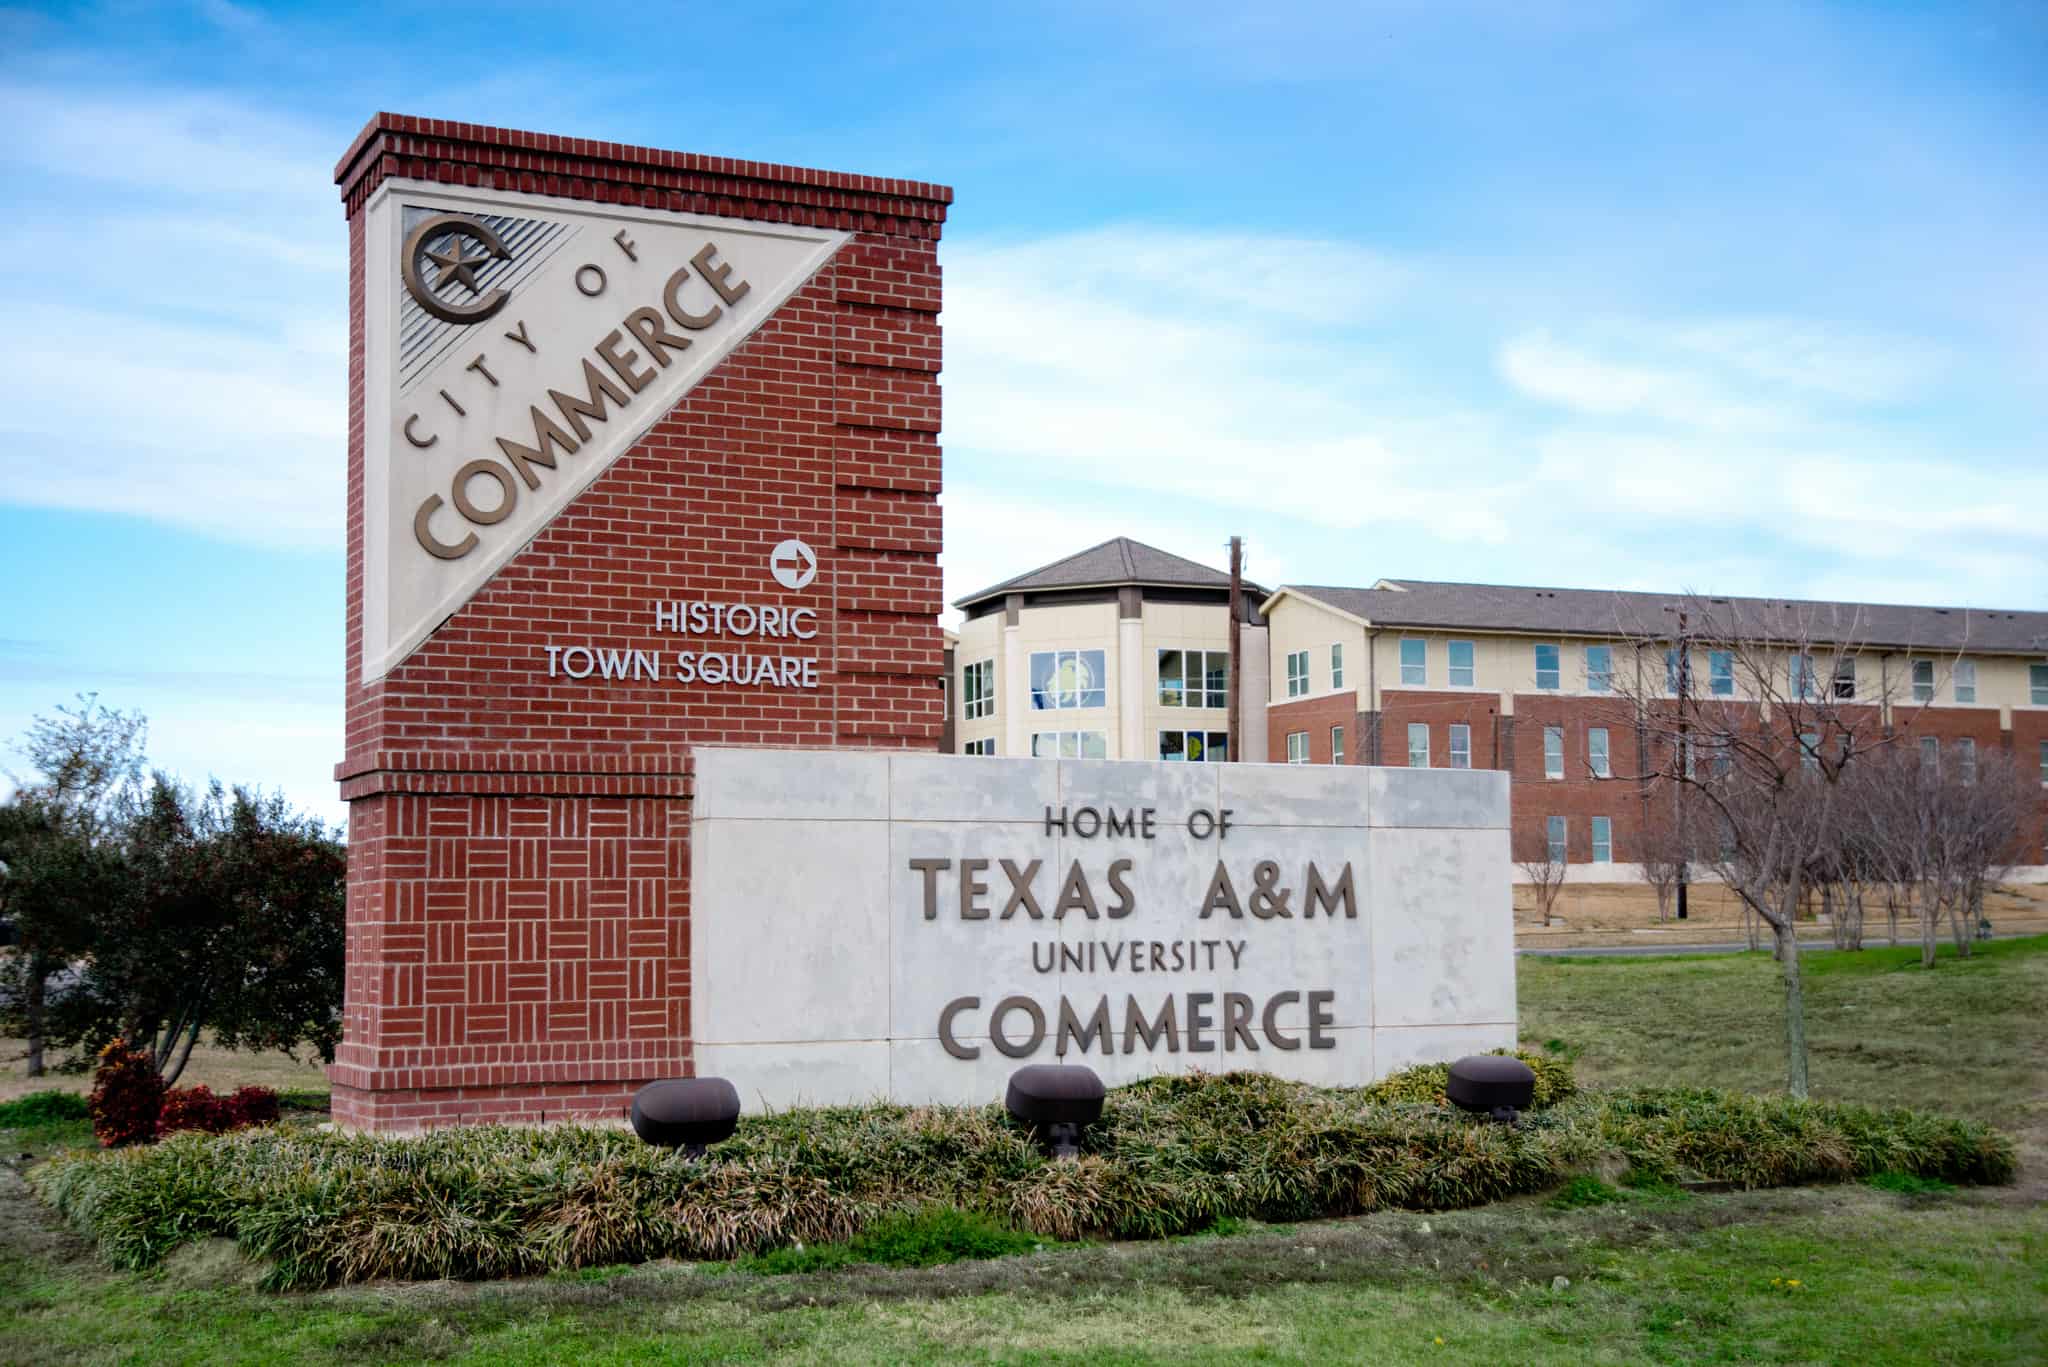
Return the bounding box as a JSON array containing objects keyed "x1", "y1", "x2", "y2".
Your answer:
[
  {"x1": 358, "y1": 181, "x2": 850, "y2": 680},
  {"x1": 690, "y1": 750, "x2": 1515, "y2": 1111}
]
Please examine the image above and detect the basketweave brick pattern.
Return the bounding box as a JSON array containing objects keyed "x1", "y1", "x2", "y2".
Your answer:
[{"x1": 334, "y1": 120, "x2": 951, "y2": 1130}]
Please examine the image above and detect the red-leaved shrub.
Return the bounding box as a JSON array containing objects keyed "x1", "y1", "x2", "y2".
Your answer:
[
  {"x1": 159, "y1": 1084, "x2": 282, "y2": 1136},
  {"x1": 228, "y1": 1086, "x2": 281, "y2": 1127},
  {"x1": 158, "y1": 1084, "x2": 233, "y2": 1135},
  {"x1": 88, "y1": 1039, "x2": 165, "y2": 1147}
]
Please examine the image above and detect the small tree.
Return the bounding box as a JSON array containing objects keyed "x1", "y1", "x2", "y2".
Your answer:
[
  {"x1": 49, "y1": 778, "x2": 346, "y2": 1084},
  {"x1": 1516, "y1": 828, "x2": 1569, "y2": 927},
  {"x1": 1635, "y1": 791, "x2": 1696, "y2": 924},
  {"x1": 1, "y1": 695, "x2": 146, "y2": 1075}
]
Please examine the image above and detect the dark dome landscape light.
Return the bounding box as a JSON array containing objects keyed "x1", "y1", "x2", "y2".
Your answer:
[
  {"x1": 1446, "y1": 1055, "x2": 1537, "y2": 1124},
  {"x1": 630, "y1": 1077, "x2": 742, "y2": 1158},
  {"x1": 1005, "y1": 1064, "x2": 1105, "y2": 1158}
]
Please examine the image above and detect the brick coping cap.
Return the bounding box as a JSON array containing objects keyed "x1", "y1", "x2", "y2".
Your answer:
[{"x1": 336, "y1": 112, "x2": 954, "y2": 207}]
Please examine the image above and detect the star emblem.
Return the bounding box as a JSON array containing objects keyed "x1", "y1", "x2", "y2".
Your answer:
[{"x1": 426, "y1": 234, "x2": 491, "y2": 296}]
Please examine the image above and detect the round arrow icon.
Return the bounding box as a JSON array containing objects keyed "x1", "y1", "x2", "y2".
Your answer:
[{"x1": 770, "y1": 537, "x2": 818, "y2": 591}]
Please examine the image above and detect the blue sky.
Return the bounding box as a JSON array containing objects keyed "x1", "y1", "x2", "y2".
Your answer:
[{"x1": 1, "y1": 0, "x2": 2043, "y2": 824}]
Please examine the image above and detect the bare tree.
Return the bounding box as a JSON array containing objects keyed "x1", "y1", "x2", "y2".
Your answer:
[
  {"x1": 1516, "y1": 843, "x2": 1569, "y2": 929},
  {"x1": 1608, "y1": 595, "x2": 1924, "y2": 1098},
  {"x1": 1636, "y1": 790, "x2": 1696, "y2": 924}
]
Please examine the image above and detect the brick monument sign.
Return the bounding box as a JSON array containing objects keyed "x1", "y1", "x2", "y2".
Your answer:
[{"x1": 330, "y1": 115, "x2": 950, "y2": 1129}]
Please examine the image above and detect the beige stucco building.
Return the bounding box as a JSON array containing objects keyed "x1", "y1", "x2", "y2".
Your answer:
[{"x1": 951, "y1": 538, "x2": 1269, "y2": 763}]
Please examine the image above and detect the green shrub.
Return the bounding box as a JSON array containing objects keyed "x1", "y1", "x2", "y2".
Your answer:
[
  {"x1": 1548, "y1": 1175, "x2": 1622, "y2": 1209},
  {"x1": 27, "y1": 1064, "x2": 2015, "y2": 1292},
  {"x1": 0, "y1": 1090, "x2": 89, "y2": 1126},
  {"x1": 1355, "y1": 1050, "x2": 1577, "y2": 1110},
  {"x1": 1865, "y1": 1171, "x2": 1956, "y2": 1196},
  {"x1": 743, "y1": 1206, "x2": 1046, "y2": 1274}
]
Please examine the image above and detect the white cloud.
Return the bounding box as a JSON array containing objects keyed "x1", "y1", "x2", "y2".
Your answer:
[{"x1": 942, "y1": 227, "x2": 1511, "y2": 540}]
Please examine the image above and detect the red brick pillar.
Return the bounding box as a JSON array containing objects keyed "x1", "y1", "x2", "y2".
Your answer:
[{"x1": 328, "y1": 116, "x2": 948, "y2": 1129}]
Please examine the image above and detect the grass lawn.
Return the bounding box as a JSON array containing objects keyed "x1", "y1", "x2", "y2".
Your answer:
[{"x1": 3, "y1": 937, "x2": 2043, "y2": 1365}]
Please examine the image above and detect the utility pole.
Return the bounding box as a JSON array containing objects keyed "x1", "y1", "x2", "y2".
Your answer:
[
  {"x1": 1675, "y1": 609, "x2": 1690, "y2": 921},
  {"x1": 1227, "y1": 535, "x2": 1243, "y2": 763}
]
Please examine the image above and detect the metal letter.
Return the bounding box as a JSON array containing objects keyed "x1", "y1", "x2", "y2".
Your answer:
[
  {"x1": 909, "y1": 858, "x2": 950, "y2": 919},
  {"x1": 451, "y1": 460, "x2": 516, "y2": 525},
  {"x1": 1307, "y1": 991, "x2": 1338, "y2": 1049},
  {"x1": 402, "y1": 414, "x2": 438, "y2": 449},
  {"x1": 663, "y1": 263, "x2": 721, "y2": 331},
  {"x1": 465, "y1": 353, "x2": 499, "y2": 387},
  {"x1": 1055, "y1": 996, "x2": 1112, "y2": 1057},
  {"x1": 548, "y1": 358, "x2": 630, "y2": 442},
  {"x1": 621, "y1": 306, "x2": 694, "y2": 367},
  {"x1": 989, "y1": 996, "x2": 1046, "y2": 1058},
  {"x1": 1124, "y1": 995, "x2": 1177, "y2": 1053},
  {"x1": 413, "y1": 494, "x2": 476, "y2": 559},
  {"x1": 959, "y1": 858, "x2": 990, "y2": 920},
  {"x1": 999, "y1": 859, "x2": 1044, "y2": 919},
  {"x1": 1303, "y1": 863, "x2": 1357, "y2": 920},
  {"x1": 575, "y1": 263, "x2": 607, "y2": 297},
  {"x1": 1185, "y1": 993, "x2": 1216, "y2": 1053},
  {"x1": 1261, "y1": 991, "x2": 1302, "y2": 1050},
  {"x1": 1105, "y1": 859, "x2": 1135, "y2": 919},
  {"x1": 496, "y1": 405, "x2": 580, "y2": 490},
  {"x1": 691, "y1": 241, "x2": 752, "y2": 307},
  {"x1": 593, "y1": 330, "x2": 655, "y2": 393},
  {"x1": 1223, "y1": 993, "x2": 1258, "y2": 1052},
  {"x1": 938, "y1": 997, "x2": 980, "y2": 1060}
]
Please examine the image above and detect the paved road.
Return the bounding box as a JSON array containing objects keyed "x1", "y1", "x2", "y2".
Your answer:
[{"x1": 1519, "y1": 934, "x2": 2015, "y2": 958}]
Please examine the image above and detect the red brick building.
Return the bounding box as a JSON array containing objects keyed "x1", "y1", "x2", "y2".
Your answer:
[
  {"x1": 331, "y1": 115, "x2": 949, "y2": 1129},
  {"x1": 1261, "y1": 579, "x2": 2048, "y2": 878}
]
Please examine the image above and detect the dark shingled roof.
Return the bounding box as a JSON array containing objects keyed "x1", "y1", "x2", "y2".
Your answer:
[
  {"x1": 955, "y1": 537, "x2": 1255, "y2": 608},
  {"x1": 1275, "y1": 579, "x2": 2048, "y2": 654}
]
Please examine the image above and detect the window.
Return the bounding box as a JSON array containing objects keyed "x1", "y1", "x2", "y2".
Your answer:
[
  {"x1": 1031, "y1": 730, "x2": 1106, "y2": 758},
  {"x1": 1912, "y1": 659, "x2": 1934, "y2": 703},
  {"x1": 1331, "y1": 726, "x2": 1344, "y2": 765},
  {"x1": 2031, "y1": 663, "x2": 2048, "y2": 705},
  {"x1": 1709, "y1": 650, "x2": 1734, "y2": 696},
  {"x1": 1790, "y1": 654, "x2": 1818, "y2": 701},
  {"x1": 1591, "y1": 816, "x2": 1612, "y2": 863},
  {"x1": 1546, "y1": 816, "x2": 1568, "y2": 864},
  {"x1": 1710, "y1": 735, "x2": 1732, "y2": 777},
  {"x1": 1286, "y1": 650, "x2": 1309, "y2": 698},
  {"x1": 1534, "y1": 643, "x2": 1560, "y2": 690},
  {"x1": 1407, "y1": 723, "x2": 1430, "y2": 768},
  {"x1": 1400, "y1": 638, "x2": 1427, "y2": 686},
  {"x1": 1799, "y1": 732, "x2": 1820, "y2": 773},
  {"x1": 1543, "y1": 726, "x2": 1564, "y2": 780},
  {"x1": 1954, "y1": 660, "x2": 1976, "y2": 704},
  {"x1": 2039, "y1": 740, "x2": 2047, "y2": 785},
  {"x1": 1586, "y1": 645, "x2": 1614, "y2": 694},
  {"x1": 1287, "y1": 731, "x2": 1309, "y2": 764},
  {"x1": 1665, "y1": 648, "x2": 1684, "y2": 695},
  {"x1": 1030, "y1": 650, "x2": 1106, "y2": 710},
  {"x1": 1587, "y1": 727, "x2": 1611, "y2": 779},
  {"x1": 1448, "y1": 640, "x2": 1475, "y2": 688},
  {"x1": 963, "y1": 738, "x2": 995, "y2": 756},
  {"x1": 1448, "y1": 724, "x2": 1471, "y2": 769},
  {"x1": 1956, "y1": 738, "x2": 1977, "y2": 785},
  {"x1": 1158, "y1": 650, "x2": 1227, "y2": 708},
  {"x1": 1159, "y1": 729, "x2": 1228, "y2": 762},
  {"x1": 1920, "y1": 736, "x2": 1939, "y2": 773},
  {"x1": 962, "y1": 659, "x2": 995, "y2": 720},
  {"x1": 1330, "y1": 644, "x2": 1344, "y2": 689},
  {"x1": 1832, "y1": 656, "x2": 1856, "y2": 700}
]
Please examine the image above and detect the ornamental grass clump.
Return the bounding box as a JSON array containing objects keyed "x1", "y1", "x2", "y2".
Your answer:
[{"x1": 27, "y1": 1061, "x2": 2016, "y2": 1291}]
